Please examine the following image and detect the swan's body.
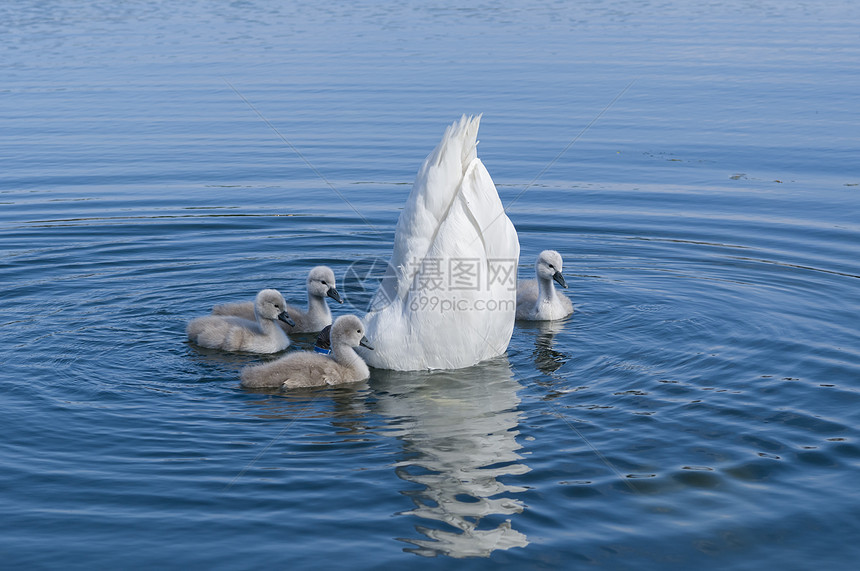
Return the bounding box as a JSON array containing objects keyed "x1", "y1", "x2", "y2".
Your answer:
[
  {"x1": 187, "y1": 289, "x2": 294, "y2": 353},
  {"x1": 361, "y1": 115, "x2": 520, "y2": 371},
  {"x1": 516, "y1": 250, "x2": 573, "y2": 321},
  {"x1": 240, "y1": 315, "x2": 373, "y2": 389},
  {"x1": 212, "y1": 266, "x2": 342, "y2": 333}
]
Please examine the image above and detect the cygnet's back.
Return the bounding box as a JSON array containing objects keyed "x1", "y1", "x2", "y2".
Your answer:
[
  {"x1": 516, "y1": 250, "x2": 574, "y2": 321},
  {"x1": 212, "y1": 266, "x2": 342, "y2": 333},
  {"x1": 187, "y1": 289, "x2": 294, "y2": 353},
  {"x1": 240, "y1": 315, "x2": 372, "y2": 389}
]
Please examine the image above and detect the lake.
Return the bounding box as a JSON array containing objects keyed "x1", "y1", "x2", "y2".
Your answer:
[{"x1": 2, "y1": 1, "x2": 859, "y2": 569}]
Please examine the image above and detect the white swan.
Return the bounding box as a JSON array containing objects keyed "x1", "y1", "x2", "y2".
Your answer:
[
  {"x1": 515, "y1": 250, "x2": 573, "y2": 321},
  {"x1": 361, "y1": 115, "x2": 520, "y2": 370},
  {"x1": 240, "y1": 315, "x2": 373, "y2": 389},
  {"x1": 187, "y1": 289, "x2": 294, "y2": 353},
  {"x1": 212, "y1": 266, "x2": 342, "y2": 333}
]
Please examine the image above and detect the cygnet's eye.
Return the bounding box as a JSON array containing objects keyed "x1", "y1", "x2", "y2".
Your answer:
[
  {"x1": 548, "y1": 264, "x2": 555, "y2": 270},
  {"x1": 321, "y1": 280, "x2": 327, "y2": 285}
]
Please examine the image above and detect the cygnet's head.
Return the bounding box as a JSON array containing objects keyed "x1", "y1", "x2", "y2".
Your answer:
[
  {"x1": 255, "y1": 289, "x2": 296, "y2": 326},
  {"x1": 330, "y1": 315, "x2": 373, "y2": 350},
  {"x1": 535, "y1": 250, "x2": 568, "y2": 288},
  {"x1": 307, "y1": 266, "x2": 343, "y2": 303}
]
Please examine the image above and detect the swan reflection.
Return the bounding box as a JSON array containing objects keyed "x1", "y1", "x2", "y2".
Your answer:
[
  {"x1": 520, "y1": 319, "x2": 569, "y2": 375},
  {"x1": 372, "y1": 356, "x2": 530, "y2": 558}
]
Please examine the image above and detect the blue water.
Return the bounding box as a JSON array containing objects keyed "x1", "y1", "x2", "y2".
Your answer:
[{"x1": 2, "y1": 1, "x2": 860, "y2": 569}]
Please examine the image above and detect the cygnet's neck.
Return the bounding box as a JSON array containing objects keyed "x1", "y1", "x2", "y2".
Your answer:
[
  {"x1": 307, "y1": 292, "x2": 332, "y2": 321},
  {"x1": 537, "y1": 275, "x2": 558, "y2": 306},
  {"x1": 332, "y1": 342, "x2": 369, "y2": 376},
  {"x1": 254, "y1": 310, "x2": 281, "y2": 335}
]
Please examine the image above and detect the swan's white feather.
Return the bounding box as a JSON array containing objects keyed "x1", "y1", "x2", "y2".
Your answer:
[{"x1": 362, "y1": 115, "x2": 519, "y2": 370}]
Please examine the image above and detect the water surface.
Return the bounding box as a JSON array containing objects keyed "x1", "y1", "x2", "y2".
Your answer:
[{"x1": 2, "y1": 1, "x2": 860, "y2": 569}]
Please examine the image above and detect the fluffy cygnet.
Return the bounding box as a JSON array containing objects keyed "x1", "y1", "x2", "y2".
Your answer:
[
  {"x1": 213, "y1": 266, "x2": 342, "y2": 333},
  {"x1": 516, "y1": 250, "x2": 574, "y2": 321},
  {"x1": 187, "y1": 289, "x2": 294, "y2": 353},
  {"x1": 240, "y1": 315, "x2": 373, "y2": 389}
]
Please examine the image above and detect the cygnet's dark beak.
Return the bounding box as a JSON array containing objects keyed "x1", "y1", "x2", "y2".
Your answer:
[
  {"x1": 327, "y1": 287, "x2": 343, "y2": 304},
  {"x1": 278, "y1": 311, "x2": 296, "y2": 327},
  {"x1": 359, "y1": 336, "x2": 374, "y2": 350},
  {"x1": 552, "y1": 271, "x2": 568, "y2": 289}
]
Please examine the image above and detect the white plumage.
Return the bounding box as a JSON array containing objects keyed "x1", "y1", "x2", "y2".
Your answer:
[
  {"x1": 361, "y1": 115, "x2": 520, "y2": 370},
  {"x1": 516, "y1": 250, "x2": 573, "y2": 321}
]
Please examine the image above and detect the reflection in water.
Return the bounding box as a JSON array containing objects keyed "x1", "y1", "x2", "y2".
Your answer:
[
  {"x1": 239, "y1": 384, "x2": 373, "y2": 431},
  {"x1": 372, "y1": 357, "x2": 530, "y2": 558},
  {"x1": 521, "y1": 320, "x2": 569, "y2": 375}
]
